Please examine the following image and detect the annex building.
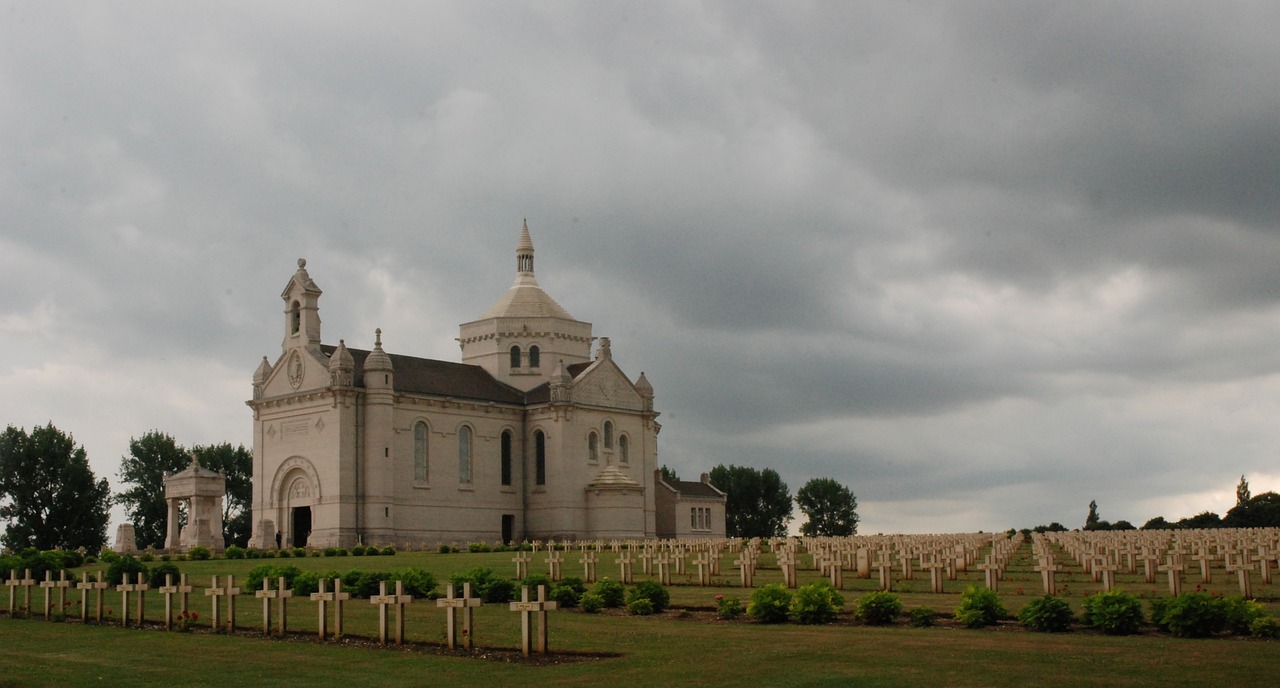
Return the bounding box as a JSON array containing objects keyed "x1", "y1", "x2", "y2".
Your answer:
[{"x1": 247, "y1": 223, "x2": 726, "y2": 549}]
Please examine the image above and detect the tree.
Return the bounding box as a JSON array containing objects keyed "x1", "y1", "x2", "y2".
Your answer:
[
  {"x1": 0, "y1": 423, "x2": 110, "y2": 551},
  {"x1": 1084, "y1": 500, "x2": 1101, "y2": 530},
  {"x1": 1176, "y1": 511, "x2": 1222, "y2": 529},
  {"x1": 114, "y1": 431, "x2": 190, "y2": 550},
  {"x1": 1224, "y1": 492, "x2": 1280, "y2": 528},
  {"x1": 1141, "y1": 516, "x2": 1175, "y2": 530},
  {"x1": 192, "y1": 442, "x2": 253, "y2": 547},
  {"x1": 708, "y1": 464, "x2": 792, "y2": 538},
  {"x1": 1236, "y1": 475, "x2": 1251, "y2": 508},
  {"x1": 795, "y1": 477, "x2": 858, "y2": 536},
  {"x1": 659, "y1": 465, "x2": 680, "y2": 484}
]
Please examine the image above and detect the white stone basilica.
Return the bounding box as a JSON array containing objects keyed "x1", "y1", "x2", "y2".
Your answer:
[{"x1": 247, "y1": 223, "x2": 724, "y2": 548}]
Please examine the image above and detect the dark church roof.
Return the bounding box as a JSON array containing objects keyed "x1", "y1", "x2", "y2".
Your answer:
[{"x1": 322, "y1": 344, "x2": 530, "y2": 405}]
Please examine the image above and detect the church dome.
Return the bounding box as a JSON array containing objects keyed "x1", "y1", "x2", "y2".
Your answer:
[
  {"x1": 477, "y1": 220, "x2": 575, "y2": 320},
  {"x1": 329, "y1": 340, "x2": 355, "y2": 371}
]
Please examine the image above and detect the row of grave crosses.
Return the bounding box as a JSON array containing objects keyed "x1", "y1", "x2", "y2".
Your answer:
[
  {"x1": 1041, "y1": 529, "x2": 1279, "y2": 598},
  {"x1": 2, "y1": 569, "x2": 558, "y2": 658}
]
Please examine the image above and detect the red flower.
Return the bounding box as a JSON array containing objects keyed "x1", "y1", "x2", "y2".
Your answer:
[{"x1": 191, "y1": 612, "x2": 199, "y2": 620}]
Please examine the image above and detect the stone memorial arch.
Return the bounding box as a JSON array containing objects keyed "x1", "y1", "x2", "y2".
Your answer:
[{"x1": 164, "y1": 455, "x2": 227, "y2": 553}]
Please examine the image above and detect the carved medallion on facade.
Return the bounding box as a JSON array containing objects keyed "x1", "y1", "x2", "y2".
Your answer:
[{"x1": 287, "y1": 350, "x2": 304, "y2": 389}]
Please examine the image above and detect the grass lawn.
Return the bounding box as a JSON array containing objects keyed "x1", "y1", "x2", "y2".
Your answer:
[{"x1": 2, "y1": 542, "x2": 1278, "y2": 687}]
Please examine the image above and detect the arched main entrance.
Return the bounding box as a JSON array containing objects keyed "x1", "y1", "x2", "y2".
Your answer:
[
  {"x1": 270, "y1": 456, "x2": 321, "y2": 549},
  {"x1": 291, "y1": 505, "x2": 312, "y2": 548}
]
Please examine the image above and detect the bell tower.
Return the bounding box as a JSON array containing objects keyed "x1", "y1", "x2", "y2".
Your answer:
[{"x1": 281, "y1": 258, "x2": 323, "y2": 355}]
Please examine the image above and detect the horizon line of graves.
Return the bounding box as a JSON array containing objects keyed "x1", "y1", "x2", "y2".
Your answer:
[{"x1": 4, "y1": 528, "x2": 1278, "y2": 655}]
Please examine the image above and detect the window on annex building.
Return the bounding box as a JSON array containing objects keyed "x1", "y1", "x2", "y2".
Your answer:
[
  {"x1": 618, "y1": 434, "x2": 629, "y2": 464},
  {"x1": 501, "y1": 430, "x2": 512, "y2": 486},
  {"x1": 588, "y1": 432, "x2": 598, "y2": 463},
  {"x1": 535, "y1": 431, "x2": 546, "y2": 486},
  {"x1": 290, "y1": 300, "x2": 301, "y2": 334},
  {"x1": 458, "y1": 426, "x2": 473, "y2": 484},
  {"x1": 414, "y1": 421, "x2": 429, "y2": 483},
  {"x1": 529, "y1": 345, "x2": 540, "y2": 368},
  {"x1": 510, "y1": 345, "x2": 521, "y2": 369},
  {"x1": 603, "y1": 421, "x2": 613, "y2": 449}
]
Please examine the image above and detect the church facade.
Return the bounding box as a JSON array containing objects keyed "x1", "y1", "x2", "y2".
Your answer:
[{"x1": 246, "y1": 223, "x2": 721, "y2": 549}]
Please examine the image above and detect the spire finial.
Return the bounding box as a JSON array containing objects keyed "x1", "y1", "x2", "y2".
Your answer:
[
  {"x1": 517, "y1": 220, "x2": 535, "y2": 273},
  {"x1": 374, "y1": 328, "x2": 383, "y2": 348},
  {"x1": 298, "y1": 258, "x2": 306, "y2": 269}
]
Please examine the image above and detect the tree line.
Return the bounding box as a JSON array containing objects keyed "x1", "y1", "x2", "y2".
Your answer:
[
  {"x1": 0, "y1": 423, "x2": 251, "y2": 552},
  {"x1": 666, "y1": 464, "x2": 861, "y2": 538}
]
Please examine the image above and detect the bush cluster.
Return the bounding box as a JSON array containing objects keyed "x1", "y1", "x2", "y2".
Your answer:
[
  {"x1": 748, "y1": 584, "x2": 793, "y2": 624},
  {"x1": 909, "y1": 607, "x2": 936, "y2": 628},
  {"x1": 1017, "y1": 595, "x2": 1073, "y2": 632},
  {"x1": 592, "y1": 578, "x2": 626, "y2": 608},
  {"x1": 450, "y1": 567, "x2": 515, "y2": 603},
  {"x1": 856, "y1": 591, "x2": 903, "y2": 626},
  {"x1": 790, "y1": 582, "x2": 843, "y2": 624},
  {"x1": 955, "y1": 586, "x2": 1005, "y2": 628},
  {"x1": 1081, "y1": 589, "x2": 1143, "y2": 635},
  {"x1": 1150, "y1": 593, "x2": 1268, "y2": 638},
  {"x1": 715, "y1": 594, "x2": 744, "y2": 620},
  {"x1": 626, "y1": 580, "x2": 670, "y2": 614}
]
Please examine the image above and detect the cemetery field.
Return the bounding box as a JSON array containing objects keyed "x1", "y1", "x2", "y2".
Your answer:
[{"x1": 3, "y1": 542, "x2": 1279, "y2": 687}]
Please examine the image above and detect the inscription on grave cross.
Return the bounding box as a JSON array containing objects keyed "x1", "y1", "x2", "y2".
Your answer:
[
  {"x1": 370, "y1": 579, "x2": 413, "y2": 645},
  {"x1": 205, "y1": 575, "x2": 228, "y2": 631},
  {"x1": 508, "y1": 585, "x2": 557, "y2": 656}
]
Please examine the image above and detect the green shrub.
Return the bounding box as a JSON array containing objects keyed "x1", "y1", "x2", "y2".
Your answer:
[
  {"x1": 159, "y1": 554, "x2": 171, "y2": 562},
  {"x1": 363, "y1": 545, "x2": 379, "y2": 556},
  {"x1": 467, "y1": 542, "x2": 492, "y2": 553},
  {"x1": 955, "y1": 586, "x2": 1005, "y2": 629},
  {"x1": 791, "y1": 582, "x2": 842, "y2": 624},
  {"x1": 106, "y1": 555, "x2": 148, "y2": 586},
  {"x1": 260, "y1": 549, "x2": 275, "y2": 559},
  {"x1": 335, "y1": 548, "x2": 348, "y2": 557},
  {"x1": 551, "y1": 583, "x2": 583, "y2": 608},
  {"x1": 627, "y1": 598, "x2": 654, "y2": 615},
  {"x1": 277, "y1": 548, "x2": 292, "y2": 558},
  {"x1": 715, "y1": 594, "x2": 744, "y2": 619},
  {"x1": 390, "y1": 568, "x2": 437, "y2": 599},
  {"x1": 748, "y1": 584, "x2": 793, "y2": 624},
  {"x1": 579, "y1": 592, "x2": 604, "y2": 613},
  {"x1": 856, "y1": 591, "x2": 903, "y2": 626},
  {"x1": 1222, "y1": 596, "x2": 1266, "y2": 636},
  {"x1": 381, "y1": 546, "x2": 396, "y2": 556},
  {"x1": 139, "y1": 552, "x2": 155, "y2": 563},
  {"x1": 549, "y1": 577, "x2": 586, "y2": 607},
  {"x1": 1149, "y1": 597, "x2": 1171, "y2": 631},
  {"x1": 592, "y1": 578, "x2": 626, "y2": 608},
  {"x1": 187, "y1": 546, "x2": 211, "y2": 561},
  {"x1": 224, "y1": 545, "x2": 245, "y2": 560},
  {"x1": 351, "y1": 546, "x2": 366, "y2": 556},
  {"x1": 97, "y1": 550, "x2": 121, "y2": 564},
  {"x1": 438, "y1": 544, "x2": 453, "y2": 554},
  {"x1": 1250, "y1": 615, "x2": 1280, "y2": 639},
  {"x1": 522, "y1": 574, "x2": 553, "y2": 592},
  {"x1": 323, "y1": 547, "x2": 338, "y2": 557},
  {"x1": 1018, "y1": 595, "x2": 1074, "y2": 632},
  {"x1": 147, "y1": 562, "x2": 181, "y2": 590},
  {"x1": 627, "y1": 580, "x2": 671, "y2": 614},
  {"x1": 292, "y1": 547, "x2": 307, "y2": 558},
  {"x1": 244, "y1": 564, "x2": 303, "y2": 592},
  {"x1": 1158, "y1": 592, "x2": 1225, "y2": 638},
  {"x1": 55, "y1": 549, "x2": 85, "y2": 569},
  {"x1": 483, "y1": 578, "x2": 517, "y2": 603},
  {"x1": 1081, "y1": 589, "x2": 1144, "y2": 635},
  {"x1": 909, "y1": 607, "x2": 936, "y2": 628},
  {"x1": 291, "y1": 570, "x2": 341, "y2": 597}
]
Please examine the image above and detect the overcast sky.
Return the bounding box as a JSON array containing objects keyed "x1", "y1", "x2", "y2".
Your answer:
[{"x1": 3, "y1": 2, "x2": 1279, "y2": 536}]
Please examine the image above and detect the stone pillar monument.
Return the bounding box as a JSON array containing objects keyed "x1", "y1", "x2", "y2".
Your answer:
[{"x1": 163, "y1": 455, "x2": 228, "y2": 553}]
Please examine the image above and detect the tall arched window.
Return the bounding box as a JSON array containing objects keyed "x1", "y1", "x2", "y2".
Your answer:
[
  {"x1": 588, "y1": 432, "x2": 598, "y2": 463},
  {"x1": 529, "y1": 345, "x2": 540, "y2": 368},
  {"x1": 290, "y1": 300, "x2": 301, "y2": 334},
  {"x1": 619, "y1": 434, "x2": 629, "y2": 464},
  {"x1": 500, "y1": 430, "x2": 512, "y2": 486},
  {"x1": 510, "y1": 345, "x2": 521, "y2": 368},
  {"x1": 458, "y1": 426, "x2": 473, "y2": 484},
  {"x1": 414, "y1": 421, "x2": 429, "y2": 482},
  {"x1": 535, "y1": 431, "x2": 546, "y2": 486},
  {"x1": 603, "y1": 421, "x2": 614, "y2": 449}
]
